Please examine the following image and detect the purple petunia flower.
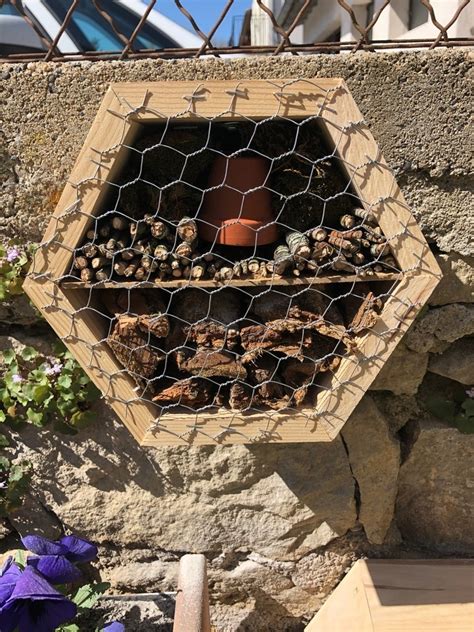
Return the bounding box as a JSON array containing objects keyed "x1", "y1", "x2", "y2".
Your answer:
[
  {"x1": 0, "y1": 558, "x2": 22, "y2": 606},
  {"x1": 6, "y1": 247, "x2": 20, "y2": 263},
  {"x1": 22, "y1": 534, "x2": 98, "y2": 585},
  {"x1": 103, "y1": 622, "x2": 125, "y2": 632},
  {"x1": 0, "y1": 566, "x2": 77, "y2": 632}
]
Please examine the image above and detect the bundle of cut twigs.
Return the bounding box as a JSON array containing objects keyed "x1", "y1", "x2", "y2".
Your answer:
[{"x1": 73, "y1": 209, "x2": 397, "y2": 284}]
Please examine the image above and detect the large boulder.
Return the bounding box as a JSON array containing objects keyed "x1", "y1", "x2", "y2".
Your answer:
[
  {"x1": 428, "y1": 338, "x2": 474, "y2": 386},
  {"x1": 12, "y1": 400, "x2": 357, "y2": 558},
  {"x1": 428, "y1": 338, "x2": 474, "y2": 385},
  {"x1": 405, "y1": 304, "x2": 474, "y2": 353},
  {"x1": 342, "y1": 397, "x2": 400, "y2": 544},
  {"x1": 370, "y1": 344, "x2": 428, "y2": 395},
  {"x1": 396, "y1": 420, "x2": 474, "y2": 553},
  {"x1": 429, "y1": 254, "x2": 474, "y2": 306}
]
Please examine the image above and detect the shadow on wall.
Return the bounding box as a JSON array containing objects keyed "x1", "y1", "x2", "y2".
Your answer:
[
  {"x1": 235, "y1": 589, "x2": 305, "y2": 632},
  {"x1": 15, "y1": 399, "x2": 356, "y2": 550}
]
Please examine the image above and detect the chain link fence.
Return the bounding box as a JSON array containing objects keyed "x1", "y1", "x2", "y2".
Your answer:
[{"x1": 1, "y1": 0, "x2": 472, "y2": 63}]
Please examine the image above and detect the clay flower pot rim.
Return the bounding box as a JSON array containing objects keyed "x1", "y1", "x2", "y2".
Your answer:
[{"x1": 200, "y1": 154, "x2": 277, "y2": 246}]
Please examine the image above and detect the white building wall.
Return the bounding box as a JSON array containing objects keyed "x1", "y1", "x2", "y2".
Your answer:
[{"x1": 250, "y1": 0, "x2": 474, "y2": 47}]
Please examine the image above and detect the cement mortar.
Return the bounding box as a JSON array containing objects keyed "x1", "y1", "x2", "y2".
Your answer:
[{"x1": 0, "y1": 50, "x2": 473, "y2": 254}]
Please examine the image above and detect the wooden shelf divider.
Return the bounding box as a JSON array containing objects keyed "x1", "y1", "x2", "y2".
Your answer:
[{"x1": 61, "y1": 271, "x2": 403, "y2": 291}]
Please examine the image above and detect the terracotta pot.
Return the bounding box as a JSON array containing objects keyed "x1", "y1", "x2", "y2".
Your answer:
[{"x1": 199, "y1": 156, "x2": 277, "y2": 247}]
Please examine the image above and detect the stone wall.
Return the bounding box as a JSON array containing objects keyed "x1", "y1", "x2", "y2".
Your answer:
[{"x1": 1, "y1": 50, "x2": 473, "y2": 631}]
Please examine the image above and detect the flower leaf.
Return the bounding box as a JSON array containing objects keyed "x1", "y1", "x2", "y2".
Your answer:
[
  {"x1": 57, "y1": 375, "x2": 72, "y2": 389},
  {"x1": 1, "y1": 350, "x2": 15, "y2": 365},
  {"x1": 461, "y1": 398, "x2": 474, "y2": 417},
  {"x1": 454, "y1": 412, "x2": 474, "y2": 434},
  {"x1": 20, "y1": 346, "x2": 39, "y2": 361},
  {"x1": 14, "y1": 549, "x2": 27, "y2": 569},
  {"x1": 26, "y1": 408, "x2": 45, "y2": 426},
  {"x1": 72, "y1": 582, "x2": 110, "y2": 610},
  {"x1": 425, "y1": 396, "x2": 456, "y2": 423},
  {"x1": 32, "y1": 384, "x2": 50, "y2": 404}
]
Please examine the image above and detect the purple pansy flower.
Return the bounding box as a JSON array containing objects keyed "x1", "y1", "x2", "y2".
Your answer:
[
  {"x1": 59, "y1": 535, "x2": 98, "y2": 563},
  {"x1": 0, "y1": 566, "x2": 77, "y2": 632},
  {"x1": 0, "y1": 558, "x2": 22, "y2": 606},
  {"x1": 103, "y1": 622, "x2": 125, "y2": 632},
  {"x1": 22, "y1": 534, "x2": 98, "y2": 585}
]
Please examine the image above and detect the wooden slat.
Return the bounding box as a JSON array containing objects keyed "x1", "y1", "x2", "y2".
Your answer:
[
  {"x1": 306, "y1": 560, "x2": 474, "y2": 632},
  {"x1": 60, "y1": 272, "x2": 402, "y2": 291}
]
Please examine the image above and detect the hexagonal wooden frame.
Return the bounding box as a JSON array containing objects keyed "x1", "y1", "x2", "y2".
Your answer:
[{"x1": 23, "y1": 79, "x2": 441, "y2": 446}]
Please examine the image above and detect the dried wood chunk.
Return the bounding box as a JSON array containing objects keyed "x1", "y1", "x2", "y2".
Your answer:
[
  {"x1": 108, "y1": 315, "x2": 164, "y2": 380},
  {"x1": 255, "y1": 381, "x2": 289, "y2": 410},
  {"x1": 240, "y1": 324, "x2": 312, "y2": 358},
  {"x1": 176, "y1": 349, "x2": 247, "y2": 380},
  {"x1": 246, "y1": 353, "x2": 278, "y2": 384},
  {"x1": 348, "y1": 292, "x2": 383, "y2": 334},
  {"x1": 152, "y1": 378, "x2": 214, "y2": 408},
  {"x1": 183, "y1": 320, "x2": 240, "y2": 350},
  {"x1": 229, "y1": 382, "x2": 253, "y2": 411}
]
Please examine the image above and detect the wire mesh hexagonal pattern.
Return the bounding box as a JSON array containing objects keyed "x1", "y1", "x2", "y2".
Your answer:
[{"x1": 23, "y1": 79, "x2": 441, "y2": 446}]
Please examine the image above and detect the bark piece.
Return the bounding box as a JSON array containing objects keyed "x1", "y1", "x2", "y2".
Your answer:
[
  {"x1": 240, "y1": 324, "x2": 313, "y2": 358},
  {"x1": 348, "y1": 292, "x2": 383, "y2": 334},
  {"x1": 183, "y1": 320, "x2": 240, "y2": 350},
  {"x1": 285, "y1": 306, "x2": 355, "y2": 350},
  {"x1": 229, "y1": 382, "x2": 253, "y2": 411},
  {"x1": 108, "y1": 314, "x2": 164, "y2": 380},
  {"x1": 152, "y1": 378, "x2": 214, "y2": 408},
  {"x1": 176, "y1": 349, "x2": 247, "y2": 380},
  {"x1": 246, "y1": 353, "x2": 278, "y2": 384}
]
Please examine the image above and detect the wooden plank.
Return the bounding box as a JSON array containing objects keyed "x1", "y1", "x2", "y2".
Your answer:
[
  {"x1": 306, "y1": 561, "x2": 372, "y2": 632},
  {"x1": 306, "y1": 559, "x2": 474, "y2": 632},
  {"x1": 141, "y1": 407, "x2": 332, "y2": 446},
  {"x1": 111, "y1": 79, "x2": 342, "y2": 122},
  {"x1": 60, "y1": 272, "x2": 402, "y2": 291}
]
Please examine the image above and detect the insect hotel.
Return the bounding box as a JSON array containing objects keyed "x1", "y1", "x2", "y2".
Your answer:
[{"x1": 23, "y1": 79, "x2": 441, "y2": 446}]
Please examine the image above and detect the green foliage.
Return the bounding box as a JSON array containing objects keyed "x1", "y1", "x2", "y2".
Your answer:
[
  {"x1": 0, "y1": 242, "x2": 35, "y2": 301},
  {"x1": 0, "y1": 457, "x2": 31, "y2": 516},
  {"x1": 0, "y1": 343, "x2": 100, "y2": 432},
  {"x1": 56, "y1": 582, "x2": 111, "y2": 631},
  {"x1": 425, "y1": 382, "x2": 474, "y2": 434},
  {"x1": 72, "y1": 582, "x2": 111, "y2": 611}
]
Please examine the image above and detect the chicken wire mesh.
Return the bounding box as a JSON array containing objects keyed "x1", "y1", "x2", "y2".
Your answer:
[
  {"x1": 1, "y1": 0, "x2": 472, "y2": 63},
  {"x1": 24, "y1": 79, "x2": 438, "y2": 444}
]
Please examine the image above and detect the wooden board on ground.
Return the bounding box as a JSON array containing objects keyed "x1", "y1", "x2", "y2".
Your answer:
[{"x1": 305, "y1": 559, "x2": 474, "y2": 632}]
